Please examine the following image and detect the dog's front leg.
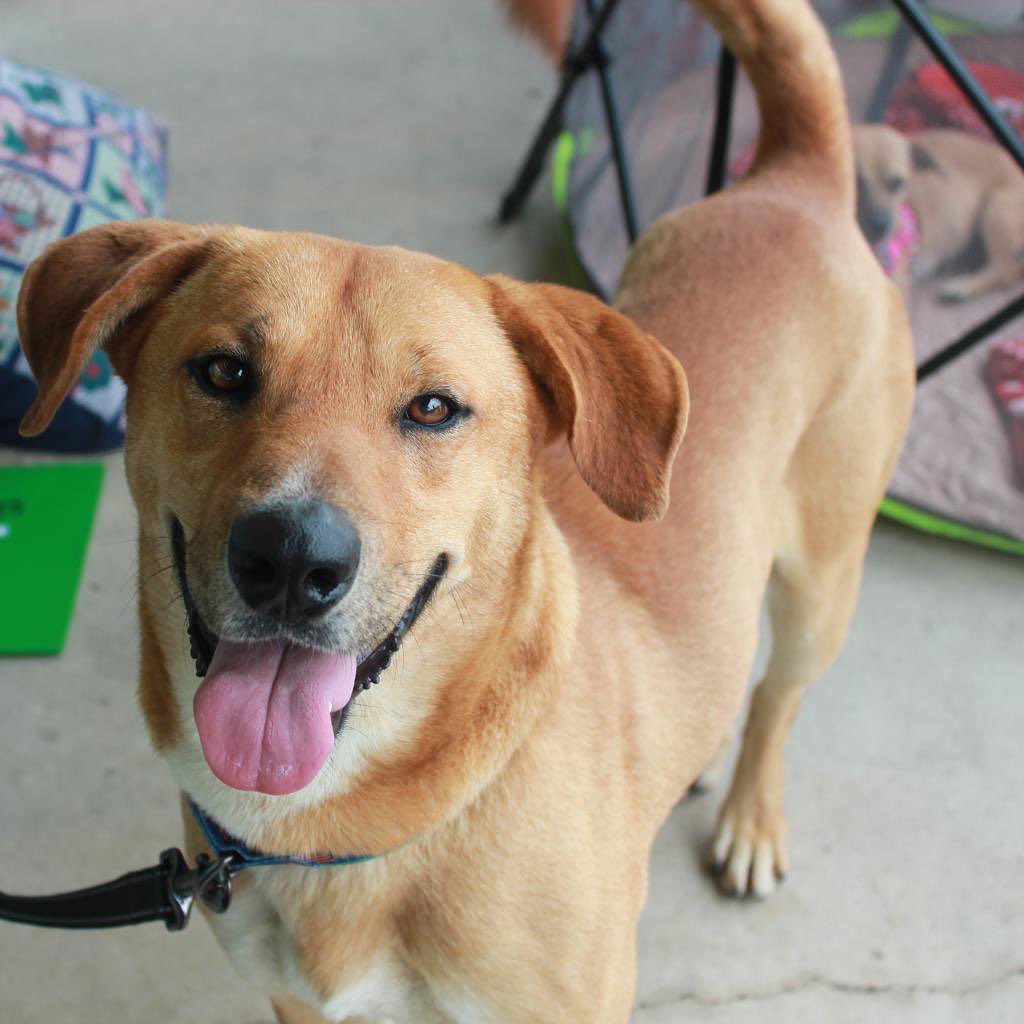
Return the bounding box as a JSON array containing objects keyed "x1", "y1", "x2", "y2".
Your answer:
[
  {"x1": 272, "y1": 994, "x2": 332, "y2": 1024},
  {"x1": 711, "y1": 544, "x2": 868, "y2": 898}
]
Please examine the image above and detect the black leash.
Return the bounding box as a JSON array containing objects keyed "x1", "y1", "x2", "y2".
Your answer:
[
  {"x1": 0, "y1": 848, "x2": 235, "y2": 931},
  {"x1": 0, "y1": 803, "x2": 385, "y2": 932}
]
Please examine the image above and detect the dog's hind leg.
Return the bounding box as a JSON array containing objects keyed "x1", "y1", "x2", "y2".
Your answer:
[
  {"x1": 938, "y1": 186, "x2": 1024, "y2": 302},
  {"x1": 711, "y1": 312, "x2": 911, "y2": 899},
  {"x1": 710, "y1": 389, "x2": 904, "y2": 896}
]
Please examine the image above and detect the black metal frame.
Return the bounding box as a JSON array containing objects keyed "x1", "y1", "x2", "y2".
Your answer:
[
  {"x1": 499, "y1": 0, "x2": 638, "y2": 241},
  {"x1": 499, "y1": 0, "x2": 1024, "y2": 384},
  {"x1": 705, "y1": 45, "x2": 737, "y2": 196}
]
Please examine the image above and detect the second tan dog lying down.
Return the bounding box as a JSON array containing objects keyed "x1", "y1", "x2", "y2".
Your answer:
[
  {"x1": 16, "y1": 0, "x2": 912, "y2": 1020},
  {"x1": 854, "y1": 123, "x2": 1024, "y2": 301}
]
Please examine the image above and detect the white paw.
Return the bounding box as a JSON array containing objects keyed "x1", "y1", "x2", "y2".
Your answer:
[{"x1": 710, "y1": 805, "x2": 789, "y2": 899}]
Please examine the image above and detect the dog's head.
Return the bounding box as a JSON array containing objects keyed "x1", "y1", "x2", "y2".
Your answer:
[
  {"x1": 18, "y1": 220, "x2": 687, "y2": 804},
  {"x1": 851, "y1": 123, "x2": 944, "y2": 246}
]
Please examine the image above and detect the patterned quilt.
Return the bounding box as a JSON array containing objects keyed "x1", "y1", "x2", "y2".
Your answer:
[{"x1": 0, "y1": 57, "x2": 167, "y2": 451}]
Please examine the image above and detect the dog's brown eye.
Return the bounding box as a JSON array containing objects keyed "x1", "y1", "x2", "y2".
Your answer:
[
  {"x1": 886, "y1": 175, "x2": 906, "y2": 193},
  {"x1": 405, "y1": 393, "x2": 458, "y2": 428},
  {"x1": 188, "y1": 354, "x2": 252, "y2": 399},
  {"x1": 206, "y1": 356, "x2": 248, "y2": 392}
]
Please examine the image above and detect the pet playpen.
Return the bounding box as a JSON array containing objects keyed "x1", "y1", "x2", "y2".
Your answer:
[{"x1": 501, "y1": 0, "x2": 1024, "y2": 554}]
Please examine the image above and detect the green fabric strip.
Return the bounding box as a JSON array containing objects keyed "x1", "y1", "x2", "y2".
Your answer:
[
  {"x1": 839, "y1": 11, "x2": 977, "y2": 39},
  {"x1": 552, "y1": 130, "x2": 575, "y2": 220},
  {"x1": 879, "y1": 498, "x2": 1024, "y2": 556}
]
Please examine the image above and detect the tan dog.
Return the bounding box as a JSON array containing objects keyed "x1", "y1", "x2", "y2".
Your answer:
[
  {"x1": 853, "y1": 122, "x2": 1024, "y2": 301},
  {"x1": 16, "y1": 0, "x2": 912, "y2": 1020}
]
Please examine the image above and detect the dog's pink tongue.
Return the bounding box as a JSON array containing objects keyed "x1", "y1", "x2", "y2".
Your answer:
[{"x1": 193, "y1": 640, "x2": 356, "y2": 795}]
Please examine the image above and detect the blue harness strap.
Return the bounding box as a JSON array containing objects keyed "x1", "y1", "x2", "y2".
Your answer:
[{"x1": 188, "y1": 799, "x2": 378, "y2": 871}]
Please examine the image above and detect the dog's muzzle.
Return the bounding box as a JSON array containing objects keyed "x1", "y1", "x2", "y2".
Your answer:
[{"x1": 170, "y1": 518, "x2": 447, "y2": 735}]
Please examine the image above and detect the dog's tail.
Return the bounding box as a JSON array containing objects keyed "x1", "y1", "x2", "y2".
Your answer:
[
  {"x1": 506, "y1": 0, "x2": 851, "y2": 191},
  {"x1": 695, "y1": 0, "x2": 853, "y2": 195}
]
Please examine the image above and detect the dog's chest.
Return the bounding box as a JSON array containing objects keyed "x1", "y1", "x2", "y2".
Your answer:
[{"x1": 209, "y1": 868, "x2": 484, "y2": 1023}]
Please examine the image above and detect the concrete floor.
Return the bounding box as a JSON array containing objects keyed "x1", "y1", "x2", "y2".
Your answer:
[{"x1": 2, "y1": 2, "x2": 1022, "y2": 1021}]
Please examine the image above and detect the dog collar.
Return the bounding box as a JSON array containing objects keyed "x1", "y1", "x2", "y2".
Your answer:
[
  {"x1": 0, "y1": 803, "x2": 391, "y2": 936},
  {"x1": 188, "y1": 798, "x2": 379, "y2": 870}
]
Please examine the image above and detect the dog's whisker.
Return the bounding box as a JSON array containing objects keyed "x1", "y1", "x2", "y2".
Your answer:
[
  {"x1": 132, "y1": 554, "x2": 175, "y2": 576},
  {"x1": 135, "y1": 550, "x2": 174, "y2": 565},
  {"x1": 450, "y1": 591, "x2": 469, "y2": 630},
  {"x1": 345, "y1": 702, "x2": 411, "y2": 724},
  {"x1": 334, "y1": 721, "x2": 371, "y2": 742},
  {"x1": 99, "y1": 535, "x2": 166, "y2": 548},
  {"x1": 122, "y1": 560, "x2": 176, "y2": 596},
  {"x1": 149, "y1": 589, "x2": 186, "y2": 620},
  {"x1": 120, "y1": 564, "x2": 178, "y2": 612},
  {"x1": 138, "y1": 563, "x2": 177, "y2": 586}
]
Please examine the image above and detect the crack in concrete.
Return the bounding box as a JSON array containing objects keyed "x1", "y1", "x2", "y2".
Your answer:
[{"x1": 637, "y1": 964, "x2": 1024, "y2": 1011}]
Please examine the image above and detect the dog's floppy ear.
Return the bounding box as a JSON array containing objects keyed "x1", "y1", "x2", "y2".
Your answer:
[
  {"x1": 17, "y1": 219, "x2": 214, "y2": 437},
  {"x1": 487, "y1": 275, "x2": 688, "y2": 522}
]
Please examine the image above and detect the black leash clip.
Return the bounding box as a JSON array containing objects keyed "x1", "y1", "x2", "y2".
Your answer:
[
  {"x1": 0, "y1": 848, "x2": 236, "y2": 932},
  {"x1": 162, "y1": 848, "x2": 235, "y2": 931}
]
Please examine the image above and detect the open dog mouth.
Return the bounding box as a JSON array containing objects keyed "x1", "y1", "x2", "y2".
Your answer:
[{"x1": 169, "y1": 518, "x2": 447, "y2": 794}]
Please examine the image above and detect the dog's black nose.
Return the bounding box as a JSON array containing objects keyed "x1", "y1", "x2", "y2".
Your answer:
[{"x1": 228, "y1": 502, "x2": 361, "y2": 619}]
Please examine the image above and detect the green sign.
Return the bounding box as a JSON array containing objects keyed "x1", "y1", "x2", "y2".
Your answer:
[{"x1": 0, "y1": 463, "x2": 104, "y2": 654}]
